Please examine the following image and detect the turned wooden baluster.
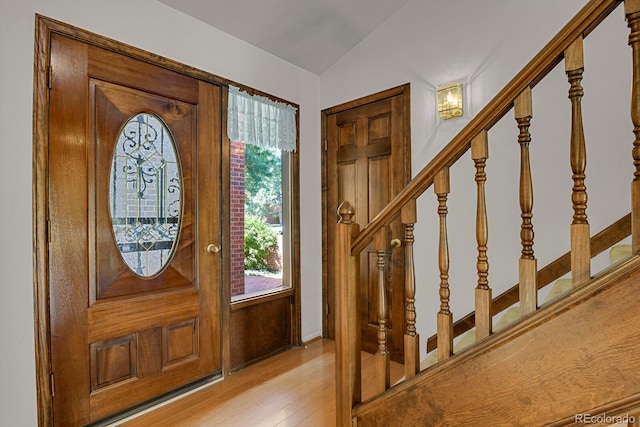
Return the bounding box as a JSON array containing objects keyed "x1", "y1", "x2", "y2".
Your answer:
[
  {"x1": 434, "y1": 167, "x2": 453, "y2": 362},
  {"x1": 375, "y1": 227, "x2": 390, "y2": 393},
  {"x1": 335, "y1": 201, "x2": 361, "y2": 427},
  {"x1": 565, "y1": 35, "x2": 591, "y2": 288},
  {"x1": 515, "y1": 87, "x2": 538, "y2": 315},
  {"x1": 627, "y1": 0, "x2": 640, "y2": 253},
  {"x1": 402, "y1": 199, "x2": 420, "y2": 379},
  {"x1": 473, "y1": 131, "x2": 492, "y2": 340}
]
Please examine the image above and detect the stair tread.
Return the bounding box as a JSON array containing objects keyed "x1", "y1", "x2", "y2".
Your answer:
[{"x1": 610, "y1": 244, "x2": 632, "y2": 265}]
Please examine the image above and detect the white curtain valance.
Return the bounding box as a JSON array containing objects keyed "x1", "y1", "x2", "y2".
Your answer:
[{"x1": 227, "y1": 85, "x2": 297, "y2": 152}]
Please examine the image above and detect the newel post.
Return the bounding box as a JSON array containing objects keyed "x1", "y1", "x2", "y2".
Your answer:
[{"x1": 335, "y1": 201, "x2": 361, "y2": 427}]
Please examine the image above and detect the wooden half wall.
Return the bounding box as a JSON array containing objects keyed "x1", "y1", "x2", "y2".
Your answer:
[{"x1": 353, "y1": 257, "x2": 640, "y2": 426}]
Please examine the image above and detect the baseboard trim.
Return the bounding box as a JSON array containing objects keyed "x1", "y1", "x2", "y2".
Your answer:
[{"x1": 302, "y1": 330, "x2": 322, "y2": 344}]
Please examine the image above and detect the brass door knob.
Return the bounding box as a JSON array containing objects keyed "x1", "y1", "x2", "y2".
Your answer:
[
  {"x1": 390, "y1": 239, "x2": 402, "y2": 248},
  {"x1": 205, "y1": 244, "x2": 220, "y2": 254}
]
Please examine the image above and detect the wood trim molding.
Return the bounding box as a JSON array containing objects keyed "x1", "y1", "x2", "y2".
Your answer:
[
  {"x1": 33, "y1": 15, "x2": 300, "y2": 110},
  {"x1": 33, "y1": 15, "x2": 54, "y2": 427},
  {"x1": 220, "y1": 85, "x2": 232, "y2": 376},
  {"x1": 320, "y1": 83, "x2": 410, "y2": 116},
  {"x1": 230, "y1": 288, "x2": 295, "y2": 311},
  {"x1": 291, "y1": 108, "x2": 302, "y2": 346}
]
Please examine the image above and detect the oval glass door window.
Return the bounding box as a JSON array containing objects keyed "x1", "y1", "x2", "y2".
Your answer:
[{"x1": 109, "y1": 113, "x2": 182, "y2": 277}]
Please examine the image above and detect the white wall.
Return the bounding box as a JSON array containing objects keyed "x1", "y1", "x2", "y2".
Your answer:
[
  {"x1": 1, "y1": 0, "x2": 634, "y2": 424},
  {"x1": 0, "y1": 1, "x2": 321, "y2": 425},
  {"x1": 320, "y1": 0, "x2": 633, "y2": 359}
]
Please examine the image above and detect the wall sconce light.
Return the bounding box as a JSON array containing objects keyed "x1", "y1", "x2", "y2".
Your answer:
[{"x1": 437, "y1": 82, "x2": 463, "y2": 120}]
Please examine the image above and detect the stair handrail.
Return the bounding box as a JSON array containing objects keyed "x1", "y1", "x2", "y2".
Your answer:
[{"x1": 351, "y1": 0, "x2": 622, "y2": 256}]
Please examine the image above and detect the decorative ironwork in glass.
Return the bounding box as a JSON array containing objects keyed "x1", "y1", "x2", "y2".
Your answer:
[{"x1": 109, "y1": 113, "x2": 182, "y2": 277}]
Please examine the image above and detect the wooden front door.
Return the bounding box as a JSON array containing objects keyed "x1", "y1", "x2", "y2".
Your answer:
[
  {"x1": 48, "y1": 33, "x2": 221, "y2": 425},
  {"x1": 322, "y1": 84, "x2": 411, "y2": 363}
]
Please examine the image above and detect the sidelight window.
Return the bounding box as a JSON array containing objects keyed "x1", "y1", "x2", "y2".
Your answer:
[{"x1": 227, "y1": 86, "x2": 297, "y2": 300}]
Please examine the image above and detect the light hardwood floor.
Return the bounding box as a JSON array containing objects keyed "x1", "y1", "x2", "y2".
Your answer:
[{"x1": 118, "y1": 339, "x2": 403, "y2": 427}]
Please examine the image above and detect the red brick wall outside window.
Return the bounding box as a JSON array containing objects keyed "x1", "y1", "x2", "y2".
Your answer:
[{"x1": 230, "y1": 140, "x2": 245, "y2": 296}]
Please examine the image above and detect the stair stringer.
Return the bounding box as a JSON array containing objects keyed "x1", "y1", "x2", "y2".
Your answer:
[{"x1": 353, "y1": 256, "x2": 640, "y2": 426}]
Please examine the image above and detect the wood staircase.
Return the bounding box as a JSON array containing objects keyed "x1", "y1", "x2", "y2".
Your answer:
[{"x1": 334, "y1": 0, "x2": 640, "y2": 425}]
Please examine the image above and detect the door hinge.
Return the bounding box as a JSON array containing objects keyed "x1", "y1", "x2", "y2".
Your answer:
[
  {"x1": 324, "y1": 303, "x2": 330, "y2": 316},
  {"x1": 47, "y1": 219, "x2": 51, "y2": 243},
  {"x1": 50, "y1": 373, "x2": 55, "y2": 397},
  {"x1": 323, "y1": 139, "x2": 328, "y2": 152},
  {"x1": 47, "y1": 65, "x2": 52, "y2": 90}
]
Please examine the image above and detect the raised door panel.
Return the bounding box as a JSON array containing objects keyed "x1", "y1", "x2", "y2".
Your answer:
[
  {"x1": 230, "y1": 296, "x2": 293, "y2": 370},
  {"x1": 90, "y1": 335, "x2": 138, "y2": 391},
  {"x1": 368, "y1": 156, "x2": 391, "y2": 222},
  {"x1": 338, "y1": 162, "x2": 357, "y2": 212},
  {"x1": 93, "y1": 81, "x2": 196, "y2": 300}
]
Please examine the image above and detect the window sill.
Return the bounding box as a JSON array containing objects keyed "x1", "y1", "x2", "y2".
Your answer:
[{"x1": 230, "y1": 287, "x2": 294, "y2": 311}]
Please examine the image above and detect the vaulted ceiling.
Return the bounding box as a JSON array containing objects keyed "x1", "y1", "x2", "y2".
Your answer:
[{"x1": 156, "y1": 0, "x2": 411, "y2": 75}]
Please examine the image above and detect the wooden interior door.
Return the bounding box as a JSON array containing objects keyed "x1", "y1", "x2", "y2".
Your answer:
[
  {"x1": 48, "y1": 33, "x2": 221, "y2": 425},
  {"x1": 323, "y1": 85, "x2": 411, "y2": 363}
]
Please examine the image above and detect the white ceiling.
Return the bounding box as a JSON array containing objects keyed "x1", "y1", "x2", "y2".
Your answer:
[{"x1": 156, "y1": 0, "x2": 411, "y2": 75}]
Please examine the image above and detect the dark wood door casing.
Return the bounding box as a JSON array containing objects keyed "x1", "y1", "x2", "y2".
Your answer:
[
  {"x1": 33, "y1": 15, "x2": 302, "y2": 426},
  {"x1": 321, "y1": 84, "x2": 411, "y2": 362}
]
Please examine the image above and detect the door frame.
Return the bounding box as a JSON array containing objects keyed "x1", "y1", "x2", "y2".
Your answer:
[
  {"x1": 320, "y1": 84, "x2": 411, "y2": 341},
  {"x1": 33, "y1": 15, "x2": 301, "y2": 425}
]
